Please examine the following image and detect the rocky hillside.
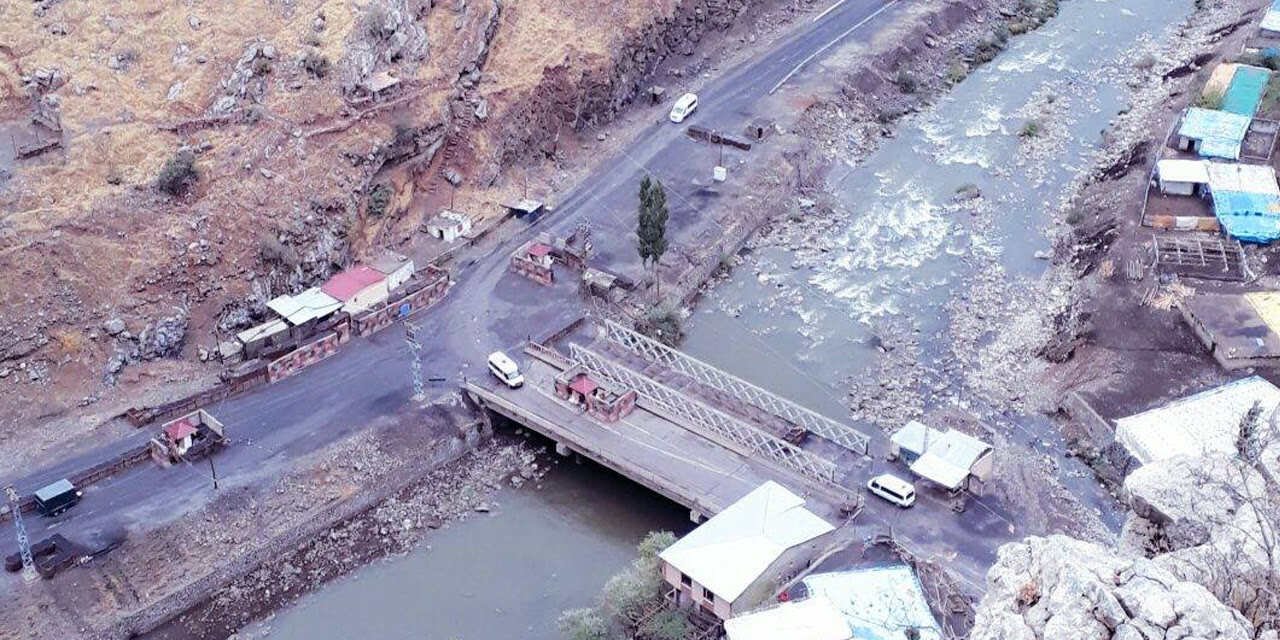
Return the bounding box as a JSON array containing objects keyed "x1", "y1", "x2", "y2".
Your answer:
[{"x1": 0, "y1": 0, "x2": 774, "y2": 467}]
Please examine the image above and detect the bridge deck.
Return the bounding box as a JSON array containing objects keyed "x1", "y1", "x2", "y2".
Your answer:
[{"x1": 466, "y1": 357, "x2": 844, "y2": 520}]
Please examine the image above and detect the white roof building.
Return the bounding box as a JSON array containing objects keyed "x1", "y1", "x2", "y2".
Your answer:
[
  {"x1": 724, "y1": 596, "x2": 850, "y2": 640},
  {"x1": 1115, "y1": 376, "x2": 1280, "y2": 465},
  {"x1": 267, "y1": 287, "x2": 342, "y2": 326},
  {"x1": 1156, "y1": 159, "x2": 1210, "y2": 186},
  {"x1": 236, "y1": 318, "x2": 288, "y2": 345},
  {"x1": 1205, "y1": 161, "x2": 1280, "y2": 195},
  {"x1": 660, "y1": 481, "x2": 834, "y2": 605},
  {"x1": 725, "y1": 565, "x2": 942, "y2": 640}
]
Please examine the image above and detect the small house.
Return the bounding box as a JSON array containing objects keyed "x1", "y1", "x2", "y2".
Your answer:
[
  {"x1": 553, "y1": 365, "x2": 637, "y2": 422},
  {"x1": 236, "y1": 318, "x2": 291, "y2": 359},
  {"x1": 368, "y1": 251, "x2": 416, "y2": 292},
  {"x1": 1154, "y1": 159, "x2": 1209, "y2": 196},
  {"x1": 424, "y1": 210, "x2": 473, "y2": 243},
  {"x1": 267, "y1": 287, "x2": 342, "y2": 339},
  {"x1": 504, "y1": 199, "x2": 545, "y2": 219},
  {"x1": 1175, "y1": 108, "x2": 1252, "y2": 160},
  {"x1": 891, "y1": 423, "x2": 994, "y2": 495},
  {"x1": 321, "y1": 265, "x2": 388, "y2": 314},
  {"x1": 659, "y1": 481, "x2": 834, "y2": 621}
]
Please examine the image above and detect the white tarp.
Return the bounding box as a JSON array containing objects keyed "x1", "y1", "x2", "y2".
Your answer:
[
  {"x1": 804, "y1": 566, "x2": 943, "y2": 640},
  {"x1": 1115, "y1": 376, "x2": 1280, "y2": 465},
  {"x1": 660, "y1": 481, "x2": 834, "y2": 603},
  {"x1": 1205, "y1": 162, "x2": 1280, "y2": 196},
  {"x1": 1157, "y1": 159, "x2": 1209, "y2": 185},
  {"x1": 268, "y1": 287, "x2": 342, "y2": 326},
  {"x1": 724, "y1": 596, "x2": 851, "y2": 640}
]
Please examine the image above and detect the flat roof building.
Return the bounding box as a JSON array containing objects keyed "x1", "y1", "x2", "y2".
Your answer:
[{"x1": 1115, "y1": 375, "x2": 1280, "y2": 465}]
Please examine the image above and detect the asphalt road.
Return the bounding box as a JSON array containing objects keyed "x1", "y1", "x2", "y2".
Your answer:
[{"x1": 8, "y1": 0, "x2": 911, "y2": 552}]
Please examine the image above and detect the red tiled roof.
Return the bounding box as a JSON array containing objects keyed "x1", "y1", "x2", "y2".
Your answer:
[
  {"x1": 569, "y1": 375, "x2": 598, "y2": 396},
  {"x1": 528, "y1": 243, "x2": 553, "y2": 257},
  {"x1": 321, "y1": 265, "x2": 385, "y2": 301},
  {"x1": 164, "y1": 418, "x2": 198, "y2": 441}
]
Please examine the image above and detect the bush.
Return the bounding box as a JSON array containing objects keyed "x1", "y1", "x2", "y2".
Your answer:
[
  {"x1": 640, "y1": 303, "x2": 683, "y2": 346},
  {"x1": 893, "y1": 69, "x2": 919, "y2": 94},
  {"x1": 946, "y1": 61, "x2": 969, "y2": 85},
  {"x1": 1019, "y1": 120, "x2": 1042, "y2": 138},
  {"x1": 367, "y1": 183, "x2": 393, "y2": 218},
  {"x1": 303, "y1": 50, "x2": 330, "y2": 78},
  {"x1": 639, "y1": 610, "x2": 692, "y2": 640},
  {"x1": 251, "y1": 56, "x2": 272, "y2": 76},
  {"x1": 557, "y1": 609, "x2": 608, "y2": 640},
  {"x1": 258, "y1": 233, "x2": 300, "y2": 266},
  {"x1": 154, "y1": 149, "x2": 198, "y2": 196},
  {"x1": 1195, "y1": 89, "x2": 1224, "y2": 110}
]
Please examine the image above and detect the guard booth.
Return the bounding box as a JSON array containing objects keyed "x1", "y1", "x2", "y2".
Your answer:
[{"x1": 149, "y1": 409, "x2": 228, "y2": 467}]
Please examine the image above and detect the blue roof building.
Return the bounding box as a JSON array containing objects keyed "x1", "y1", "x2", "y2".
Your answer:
[
  {"x1": 1222, "y1": 65, "x2": 1271, "y2": 117},
  {"x1": 1176, "y1": 108, "x2": 1252, "y2": 160}
]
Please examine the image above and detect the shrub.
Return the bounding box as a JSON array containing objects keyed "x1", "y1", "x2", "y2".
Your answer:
[
  {"x1": 640, "y1": 303, "x2": 683, "y2": 346},
  {"x1": 367, "y1": 183, "x2": 393, "y2": 218},
  {"x1": 303, "y1": 50, "x2": 330, "y2": 78},
  {"x1": 1020, "y1": 120, "x2": 1042, "y2": 138},
  {"x1": 251, "y1": 56, "x2": 272, "y2": 77},
  {"x1": 893, "y1": 69, "x2": 919, "y2": 94},
  {"x1": 258, "y1": 233, "x2": 300, "y2": 266},
  {"x1": 154, "y1": 149, "x2": 198, "y2": 196},
  {"x1": 556, "y1": 609, "x2": 608, "y2": 640},
  {"x1": 946, "y1": 61, "x2": 969, "y2": 85},
  {"x1": 638, "y1": 610, "x2": 692, "y2": 640},
  {"x1": 1195, "y1": 89, "x2": 1224, "y2": 110}
]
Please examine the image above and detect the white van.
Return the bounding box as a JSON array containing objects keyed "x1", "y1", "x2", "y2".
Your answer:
[
  {"x1": 487, "y1": 351, "x2": 524, "y2": 388},
  {"x1": 669, "y1": 93, "x2": 698, "y2": 123},
  {"x1": 866, "y1": 474, "x2": 916, "y2": 508}
]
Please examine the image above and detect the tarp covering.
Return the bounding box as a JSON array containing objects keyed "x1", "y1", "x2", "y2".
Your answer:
[
  {"x1": 1115, "y1": 376, "x2": 1280, "y2": 465},
  {"x1": 1222, "y1": 65, "x2": 1271, "y2": 116},
  {"x1": 1211, "y1": 190, "x2": 1280, "y2": 243},
  {"x1": 1205, "y1": 162, "x2": 1280, "y2": 195},
  {"x1": 724, "y1": 596, "x2": 851, "y2": 640},
  {"x1": 804, "y1": 567, "x2": 943, "y2": 640},
  {"x1": 1179, "y1": 107, "x2": 1252, "y2": 160}
]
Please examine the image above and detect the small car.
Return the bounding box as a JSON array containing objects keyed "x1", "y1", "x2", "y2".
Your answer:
[
  {"x1": 866, "y1": 473, "x2": 916, "y2": 508},
  {"x1": 487, "y1": 351, "x2": 524, "y2": 388},
  {"x1": 669, "y1": 92, "x2": 699, "y2": 123}
]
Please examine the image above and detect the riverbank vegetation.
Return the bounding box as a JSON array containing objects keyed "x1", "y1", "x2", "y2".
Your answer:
[{"x1": 558, "y1": 531, "x2": 693, "y2": 640}]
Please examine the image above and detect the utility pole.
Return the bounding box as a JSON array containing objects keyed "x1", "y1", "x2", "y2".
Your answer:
[
  {"x1": 207, "y1": 456, "x2": 219, "y2": 490},
  {"x1": 5, "y1": 486, "x2": 37, "y2": 583},
  {"x1": 405, "y1": 320, "x2": 425, "y2": 401}
]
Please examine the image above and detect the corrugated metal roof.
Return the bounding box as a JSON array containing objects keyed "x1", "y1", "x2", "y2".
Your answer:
[
  {"x1": 268, "y1": 287, "x2": 342, "y2": 326},
  {"x1": 1206, "y1": 162, "x2": 1280, "y2": 195},
  {"x1": 888, "y1": 420, "x2": 943, "y2": 456},
  {"x1": 803, "y1": 567, "x2": 942, "y2": 640},
  {"x1": 236, "y1": 318, "x2": 288, "y2": 344},
  {"x1": 1157, "y1": 159, "x2": 1209, "y2": 185},
  {"x1": 1222, "y1": 65, "x2": 1271, "y2": 116},
  {"x1": 34, "y1": 479, "x2": 75, "y2": 502},
  {"x1": 1179, "y1": 107, "x2": 1252, "y2": 160},
  {"x1": 321, "y1": 265, "x2": 386, "y2": 301},
  {"x1": 659, "y1": 481, "x2": 833, "y2": 603},
  {"x1": 1115, "y1": 376, "x2": 1280, "y2": 465}
]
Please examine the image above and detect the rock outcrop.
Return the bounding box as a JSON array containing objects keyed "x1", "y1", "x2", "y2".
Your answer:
[{"x1": 970, "y1": 535, "x2": 1253, "y2": 640}]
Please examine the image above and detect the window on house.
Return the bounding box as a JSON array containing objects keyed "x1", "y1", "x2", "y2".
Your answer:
[
  {"x1": 680, "y1": 573, "x2": 692, "y2": 587},
  {"x1": 701, "y1": 586, "x2": 714, "y2": 602}
]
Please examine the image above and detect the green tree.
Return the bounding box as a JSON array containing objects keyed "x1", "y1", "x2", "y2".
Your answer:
[
  {"x1": 154, "y1": 149, "x2": 198, "y2": 196},
  {"x1": 636, "y1": 175, "x2": 670, "y2": 299},
  {"x1": 638, "y1": 609, "x2": 692, "y2": 640}
]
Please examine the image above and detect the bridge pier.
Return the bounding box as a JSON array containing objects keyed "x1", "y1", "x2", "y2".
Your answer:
[
  {"x1": 555, "y1": 441, "x2": 572, "y2": 457},
  {"x1": 689, "y1": 510, "x2": 706, "y2": 525}
]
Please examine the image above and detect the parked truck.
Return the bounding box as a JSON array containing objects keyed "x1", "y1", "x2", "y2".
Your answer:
[{"x1": 33, "y1": 479, "x2": 81, "y2": 517}]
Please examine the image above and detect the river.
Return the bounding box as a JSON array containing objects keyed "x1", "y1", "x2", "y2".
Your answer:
[
  {"x1": 228, "y1": 0, "x2": 1190, "y2": 637},
  {"x1": 236, "y1": 444, "x2": 690, "y2": 640}
]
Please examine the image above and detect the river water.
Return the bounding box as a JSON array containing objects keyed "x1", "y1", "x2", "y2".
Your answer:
[
  {"x1": 229, "y1": 1, "x2": 1191, "y2": 638},
  {"x1": 238, "y1": 448, "x2": 690, "y2": 640}
]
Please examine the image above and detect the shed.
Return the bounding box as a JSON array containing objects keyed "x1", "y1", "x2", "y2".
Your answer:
[
  {"x1": 504, "y1": 199, "x2": 545, "y2": 219},
  {"x1": 1211, "y1": 190, "x2": 1280, "y2": 243},
  {"x1": 1115, "y1": 375, "x2": 1280, "y2": 465},
  {"x1": 321, "y1": 265, "x2": 388, "y2": 313},
  {"x1": 424, "y1": 210, "x2": 473, "y2": 243},
  {"x1": 660, "y1": 481, "x2": 834, "y2": 620},
  {"x1": 907, "y1": 429, "x2": 993, "y2": 494},
  {"x1": 1176, "y1": 108, "x2": 1252, "y2": 160},
  {"x1": 888, "y1": 420, "x2": 944, "y2": 463},
  {"x1": 368, "y1": 251, "x2": 415, "y2": 292},
  {"x1": 1155, "y1": 159, "x2": 1209, "y2": 196},
  {"x1": 235, "y1": 318, "x2": 291, "y2": 358},
  {"x1": 267, "y1": 287, "x2": 342, "y2": 327}
]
